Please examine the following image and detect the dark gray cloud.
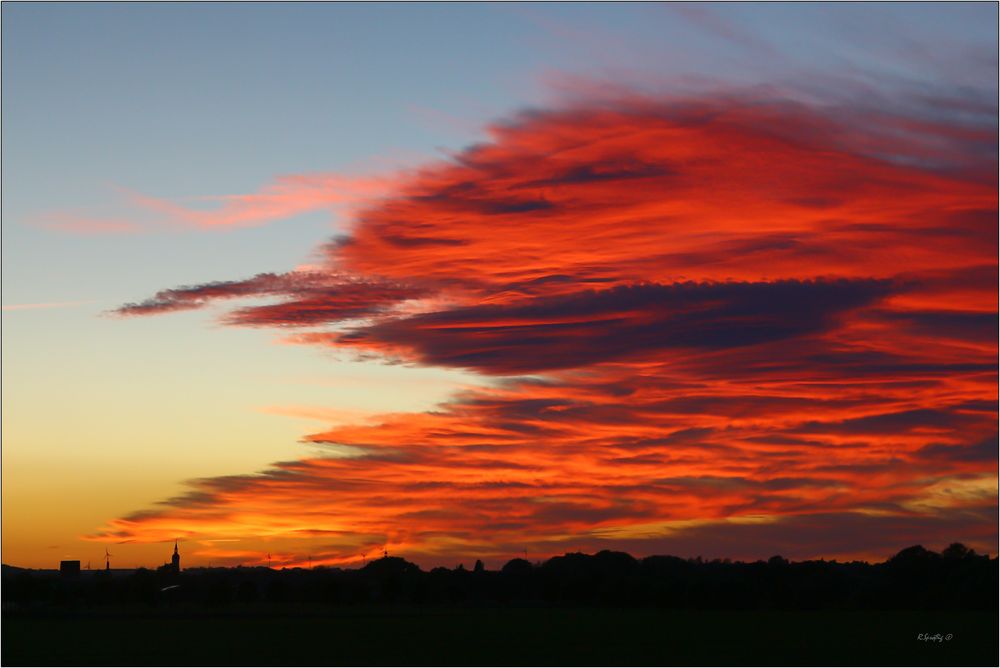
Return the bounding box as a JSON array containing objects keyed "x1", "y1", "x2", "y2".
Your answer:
[{"x1": 339, "y1": 279, "x2": 894, "y2": 374}]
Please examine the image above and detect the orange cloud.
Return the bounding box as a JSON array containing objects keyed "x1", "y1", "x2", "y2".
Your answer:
[
  {"x1": 90, "y1": 91, "x2": 998, "y2": 564},
  {"x1": 118, "y1": 174, "x2": 391, "y2": 230},
  {"x1": 30, "y1": 174, "x2": 397, "y2": 237}
]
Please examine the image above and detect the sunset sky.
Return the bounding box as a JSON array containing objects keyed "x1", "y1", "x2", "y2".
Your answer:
[{"x1": 2, "y1": 3, "x2": 997, "y2": 571}]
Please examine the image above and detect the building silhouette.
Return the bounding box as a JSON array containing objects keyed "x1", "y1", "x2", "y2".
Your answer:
[{"x1": 154, "y1": 541, "x2": 182, "y2": 576}]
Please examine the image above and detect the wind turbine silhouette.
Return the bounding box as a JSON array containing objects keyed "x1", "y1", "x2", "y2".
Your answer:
[{"x1": 104, "y1": 547, "x2": 112, "y2": 571}]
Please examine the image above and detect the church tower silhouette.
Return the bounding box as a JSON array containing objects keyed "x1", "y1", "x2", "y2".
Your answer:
[{"x1": 171, "y1": 540, "x2": 181, "y2": 573}]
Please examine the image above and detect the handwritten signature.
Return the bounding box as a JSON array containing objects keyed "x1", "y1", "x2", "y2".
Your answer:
[{"x1": 917, "y1": 633, "x2": 953, "y2": 643}]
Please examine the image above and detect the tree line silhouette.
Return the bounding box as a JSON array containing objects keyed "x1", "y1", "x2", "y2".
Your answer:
[{"x1": 3, "y1": 543, "x2": 995, "y2": 612}]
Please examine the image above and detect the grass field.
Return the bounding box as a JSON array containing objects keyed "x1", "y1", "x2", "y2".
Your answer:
[{"x1": 3, "y1": 608, "x2": 997, "y2": 666}]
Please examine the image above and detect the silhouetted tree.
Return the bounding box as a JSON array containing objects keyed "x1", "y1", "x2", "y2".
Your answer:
[
  {"x1": 501, "y1": 558, "x2": 532, "y2": 575},
  {"x1": 942, "y1": 542, "x2": 975, "y2": 560}
]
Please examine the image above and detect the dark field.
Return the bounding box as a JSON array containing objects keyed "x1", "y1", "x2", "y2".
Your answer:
[{"x1": 4, "y1": 608, "x2": 997, "y2": 666}]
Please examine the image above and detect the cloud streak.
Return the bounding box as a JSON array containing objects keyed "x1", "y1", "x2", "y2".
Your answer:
[
  {"x1": 29, "y1": 174, "x2": 396, "y2": 236},
  {"x1": 118, "y1": 174, "x2": 390, "y2": 230},
  {"x1": 114, "y1": 271, "x2": 425, "y2": 325}
]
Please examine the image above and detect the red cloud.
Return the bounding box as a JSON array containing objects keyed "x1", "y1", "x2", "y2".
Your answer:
[{"x1": 91, "y1": 92, "x2": 998, "y2": 564}]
